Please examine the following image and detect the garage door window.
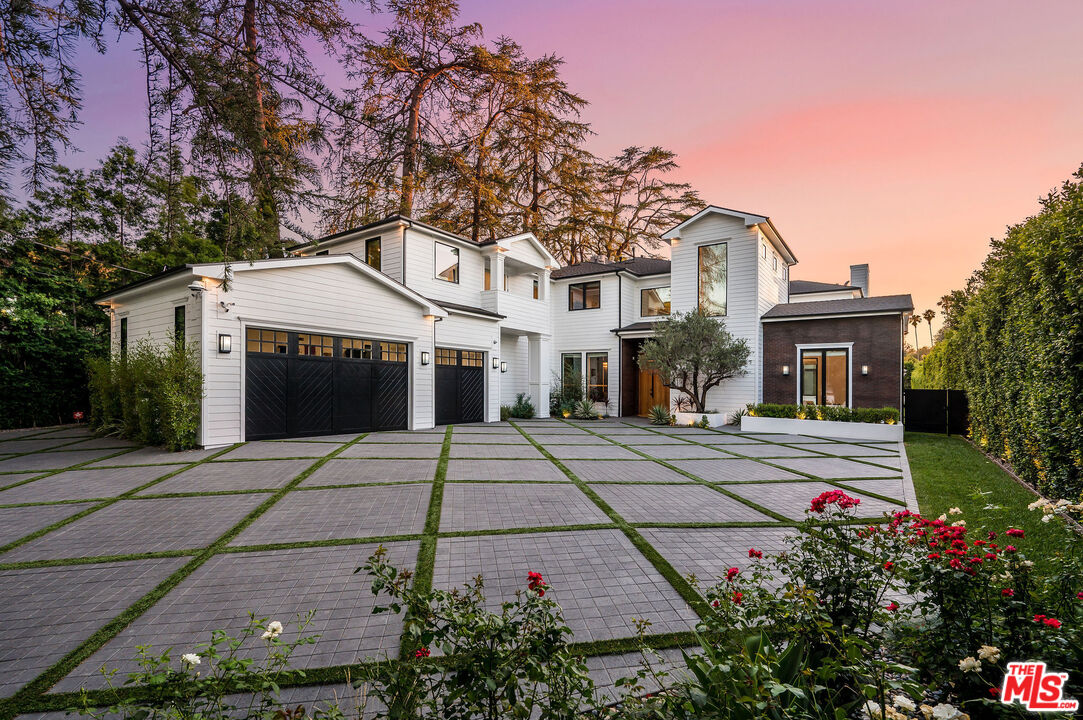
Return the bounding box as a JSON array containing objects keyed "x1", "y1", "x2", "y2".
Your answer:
[
  {"x1": 436, "y1": 348, "x2": 457, "y2": 365},
  {"x1": 461, "y1": 350, "x2": 483, "y2": 367},
  {"x1": 381, "y1": 342, "x2": 407, "y2": 362},
  {"x1": 298, "y1": 334, "x2": 333, "y2": 357},
  {"x1": 247, "y1": 328, "x2": 288, "y2": 354},
  {"x1": 341, "y1": 338, "x2": 372, "y2": 359}
]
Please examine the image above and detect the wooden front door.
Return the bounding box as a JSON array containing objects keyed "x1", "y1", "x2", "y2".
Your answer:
[{"x1": 637, "y1": 368, "x2": 670, "y2": 416}]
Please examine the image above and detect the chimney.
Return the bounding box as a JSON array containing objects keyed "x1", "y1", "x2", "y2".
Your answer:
[{"x1": 849, "y1": 264, "x2": 869, "y2": 297}]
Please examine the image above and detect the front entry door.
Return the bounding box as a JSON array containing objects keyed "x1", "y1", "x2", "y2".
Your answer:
[{"x1": 637, "y1": 367, "x2": 670, "y2": 416}]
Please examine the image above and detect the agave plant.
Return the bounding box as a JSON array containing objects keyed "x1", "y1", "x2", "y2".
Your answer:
[{"x1": 648, "y1": 404, "x2": 672, "y2": 426}]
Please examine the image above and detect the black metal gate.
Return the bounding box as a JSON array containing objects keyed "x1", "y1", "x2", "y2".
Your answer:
[
  {"x1": 245, "y1": 328, "x2": 409, "y2": 440},
  {"x1": 434, "y1": 348, "x2": 485, "y2": 425},
  {"x1": 903, "y1": 388, "x2": 968, "y2": 435}
]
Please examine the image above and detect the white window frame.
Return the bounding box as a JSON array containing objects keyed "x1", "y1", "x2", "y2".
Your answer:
[{"x1": 794, "y1": 342, "x2": 853, "y2": 408}]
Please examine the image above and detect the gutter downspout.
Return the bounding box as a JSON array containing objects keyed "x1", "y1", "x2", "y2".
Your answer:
[{"x1": 617, "y1": 274, "x2": 622, "y2": 418}]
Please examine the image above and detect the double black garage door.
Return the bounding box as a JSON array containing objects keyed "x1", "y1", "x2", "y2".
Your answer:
[{"x1": 245, "y1": 328, "x2": 409, "y2": 440}]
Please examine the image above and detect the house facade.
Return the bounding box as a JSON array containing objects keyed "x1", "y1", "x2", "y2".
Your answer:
[{"x1": 96, "y1": 207, "x2": 912, "y2": 447}]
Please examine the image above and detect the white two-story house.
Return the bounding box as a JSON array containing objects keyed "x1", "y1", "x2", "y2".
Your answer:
[{"x1": 96, "y1": 207, "x2": 912, "y2": 446}]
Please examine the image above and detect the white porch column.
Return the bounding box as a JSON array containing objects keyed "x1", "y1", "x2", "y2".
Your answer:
[
  {"x1": 491, "y1": 252, "x2": 506, "y2": 292},
  {"x1": 528, "y1": 333, "x2": 551, "y2": 416}
]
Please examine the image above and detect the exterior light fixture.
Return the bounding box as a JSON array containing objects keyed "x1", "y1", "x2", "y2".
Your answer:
[
  {"x1": 492, "y1": 357, "x2": 500, "y2": 369},
  {"x1": 218, "y1": 334, "x2": 232, "y2": 354},
  {"x1": 421, "y1": 351, "x2": 431, "y2": 365},
  {"x1": 188, "y1": 280, "x2": 205, "y2": 297},
  {"x1": 861, "y1": 365, "x2": 869, "y2": 376},
  {"x1": 782, "y1": 365, "x2": 790, "y2": 376},
  {"x1": 500, "y1": 362, "x2": 508, "y2": 373}
]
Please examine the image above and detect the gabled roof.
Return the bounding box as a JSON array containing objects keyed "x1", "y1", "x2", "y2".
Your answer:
[
  {"x1": 430, "y1": 300, "x2": 505, "y2": 320},
  {"x1": 96, "y1": 254, "x2": 448, "y2": 317},
  {"x1": 761, "y1": 294, "x2": 914, "y2": 320},
  {"x1": 480, "y1": 231, "x2": 559, "y2": 268},
  {"x1": 660, "y1": 205, "x2": 797, "y2": 265},
  {"x1": 289, "y1": 215, "x2": 473, "y2": 252},
  {"x1": 550, "y1": 257, "x2": 670, "y2": 280},
  {"x1": 789, "y1": 279, "x2": 857, "y2": 296}
]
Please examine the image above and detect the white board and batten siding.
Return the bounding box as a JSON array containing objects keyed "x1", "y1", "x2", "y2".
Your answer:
[
  {"x1": 200, "y1": 262, "x2": 437, "y2": 446},
  {"x1": 668, "y1": 213, "x2": 761, "y2": 417},
  {"x1": 550, "y1": 274, "x2": 622, "y2": 416},
  {"x1": 756, "y1": 229, "x2": 791, "y2": 404}
]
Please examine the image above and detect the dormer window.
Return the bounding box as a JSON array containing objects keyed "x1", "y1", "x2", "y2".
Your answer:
[{"x1": 435, "y1": 242, "x2": 459, "y2": 283}]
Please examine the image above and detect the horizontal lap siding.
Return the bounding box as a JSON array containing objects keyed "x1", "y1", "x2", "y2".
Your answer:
[
  {"x1": 202, "y1": 263, "x2": 436, "y2": 446},
  {"x1": 551, "y1": 275, "x2": 621, "y2": 415},
  {"x1": 500, "y1": 334, "x2": 529, "y2": 405},
  {"x1": 757, "y1": 230, "x2": 790, "y2": 403},
  {"x1": 111, "y1": 283, "x2": 195, "y2": 355},
  {"x1": 299, "y1": 227, "x2": 405, "y2": 284},
  {"x1": 403, "y1": 229, "x2": 487, "y2": 309},
  {"x1": 633, "y1": 276, "x2": 671, "y2": 323},
  {"x1": 669, "y1": 215, "x2": 760, "y2": 416}
]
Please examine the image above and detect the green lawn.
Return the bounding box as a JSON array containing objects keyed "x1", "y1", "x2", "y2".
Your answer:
[{"x1": 905, "y1": 432, "x2": 1081, "y2": 572}]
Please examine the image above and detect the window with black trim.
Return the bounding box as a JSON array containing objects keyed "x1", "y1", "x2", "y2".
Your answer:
[
  {"x1": 341, "y1": 338, "x2": 372, "y2": 359},
  {"x1": 561, "y1": 353, "x2": 582, "y2": 392},
  {"x1": 435, "y1": 242, "x2": 459, "y2": 283},
  {"x1": 568, "y1": 281, "x2": 600, "y2": 310},
  {"x1": 586, "y1": 352, "x2": 608, "y2": 402},
  {"x1": 315, "y1": 250, "x2": 329, "y2": 256},
  {"x1": 365, "y1": 237, "x2": 381, "y2": 270},
  {"x1": 246, "y1": 328, "x2": 288, "y2": 354},
  {"x1": 532, "y1": 278, "x2": 539, "y2": 299},
  {"x1": 174, "y1": 305, "x2": 185, "y2": 347},
  {"x1": 436, "y1": 348, "x2": 457, "y2": 365},
  {"x1": 461, "y1": 350, "x2": 483, "y2": 367},
  {"x1": 298, "y1": 333, "x2": 333, "y2": 357},
  {"x1": 381, "y1": 342, "x2": 407, "y2": 362},
  {"x1": 120, "y1": 317, "x2": 128, "y2": 359},
  {"x1": 698, "y1": 242, "x2": 728, "y2": 316},
  {"x1": 800, "y1": 348, "x2": 849, "y2": 406},
  {"x1": 641, "y1": 287, "x2": 670, "y2": 317}
]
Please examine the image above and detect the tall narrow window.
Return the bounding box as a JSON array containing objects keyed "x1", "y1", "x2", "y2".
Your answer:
[
  {"x1": 641, "y1": 287, "x2": 671, "y2": 317},
  {"x1": 568, "y1": 281, "x2": 601, "y2": 310},
  {"x1": 800, "y1": 348, "x2": 849, "y2": 406},
  {"x1": 174, "y1": 306, "x2": 185, "y2": 348},
  {"x1": 586, "y1": 353, "x2": 608, "y2": 402},
  {"x1": 365, "y1": 237, "x2": 381, "y2": 270},
  {"x1": 561, "y1": 353, "x2": 582, "y2": 393},
  {"x1": 435, "y1": 242, "x2": 459, "y2": 283},
  {"x1": 532, "y1": 278, "x2": 539, "y2": 299},
  {"x1": 698, "y1": 242, "x2": 728, "y2": 316},
  {"x1": 484, "y1": 258, "x2": 491, "y2": 290},
  {"x1": 119, "y1": 317, "x2": 128, "y2": 360}
]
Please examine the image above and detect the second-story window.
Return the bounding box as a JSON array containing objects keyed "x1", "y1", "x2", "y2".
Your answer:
[
  {"x1": 698, "y1": 242, "x2": 728, "y2": 316},
  {"x1": 533, "y1": 278, "x2": 539, "y2": 299},
  {"x1": 119, "y1": 317, "x2": 128, "y2": 359},
  {"x1": 435, "y1": 242, "x2": 459, "y2": 283},
  {"x1": 484, "y1": 258, "x2": 491, "y2": 290},
  {"x1": 365, "y1": 237, "x2": 381, "y2": 270},
  {"x1": 641, "y1": 287, "x2": 670, "y2": 316},
  {"x1": 568, "y1": 281, "x2": 600, "y2": 310},
  {"x1": 174, "y1": 305, "x2": 185, "y2": 347}
]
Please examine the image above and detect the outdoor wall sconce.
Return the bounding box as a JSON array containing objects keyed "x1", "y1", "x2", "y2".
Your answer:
[
  {"x1": 500, "y1": 362, "x2": 508, "y2": 373},
  {"x1": 188, "y1": 281, "x2": 205, "y2": 298},
  {"x1": 861, "y1": 365, "x2": 869, "y2": 376},
  {"x1": 421, "y1": 351, "x2": 430, "y2": 365},
  {"x1": 492, "y1": 357, "x2": 500, "y2": 369},
  {"x1": 782, "y1": 365, "x2": 790, "y2": 376},
  {"x1": 218, "y1": 334, "x2": 232, "y2": 354}
]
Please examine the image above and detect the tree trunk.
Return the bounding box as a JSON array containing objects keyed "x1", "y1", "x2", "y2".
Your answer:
[
  {"x1": 400, "y1": 79, "x2": 429, "y2": 217},
  {"x1": 243, "y1": 0, "x2": 280, "y2": 253}
]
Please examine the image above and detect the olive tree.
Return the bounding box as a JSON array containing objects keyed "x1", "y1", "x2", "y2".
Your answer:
[{"x1": 639, "y1": 310, "x2": 750, "y2": 413}]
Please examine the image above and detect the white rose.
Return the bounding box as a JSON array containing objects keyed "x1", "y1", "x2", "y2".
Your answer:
[
  {"x1": 894, "y1": 695, "x2": 917, "y2": 712},
  {"x1": 951, "y1": 520, "x2": 966, "y2": 527},
  {"x1": 865, "y1": 701, "x2": 884, "y2": 719},
  {"x1": 958, "y1": 656, "x2": 981, "y2": 673},
  {"x1": 978, "y1": 645, "x2": 1001, "y2": 662},
  {"x1": 931, "y1": 703, "x2": 964, "y2": 720},
  {"x1": 181, "y1": 653, "x2": 201, "y2": 667},
  {"x1": 948, "y1": 507, "x2": 962, "y2": 515},
  {"x1": 261, "y1": 620, "x2": 284, "y2": 640}
]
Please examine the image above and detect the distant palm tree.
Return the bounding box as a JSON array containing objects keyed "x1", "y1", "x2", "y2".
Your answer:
[
  {"x1": 923, "y1": 309, "x2": 936, "y2": 346},
  {"x1": 909, "y1": 315, "x2": 923, "y2": 349}
]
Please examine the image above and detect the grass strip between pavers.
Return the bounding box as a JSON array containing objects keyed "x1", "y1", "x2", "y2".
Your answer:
[
  {"x1": 0, "y1": 446, "x2": 141, "y2": 487},
  {"x1": 510, "y1": 421, "x2": 711, "y2": 621},
  {"x1": 0, "y1": 434, "x2": 369, "y2": 720}
]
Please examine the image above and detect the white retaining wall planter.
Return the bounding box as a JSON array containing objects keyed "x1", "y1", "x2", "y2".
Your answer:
[
  {"x1": 674, "y1": 411, "x2": 726, "y2": 428},
  {"x1": 741, "y1": 415, "x2": 904, "y2": 441}
]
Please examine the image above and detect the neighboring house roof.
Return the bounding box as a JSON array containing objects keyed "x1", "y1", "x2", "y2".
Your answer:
[
  {"x1": 761, "y1": 294, "x2": 914, "y2": 320},
  {"x1": 95, "y1": 254, "x2": 449, "y2": 317},
  {"x1": 550, "y1": 257, "x2": 670, "y2": 280},
  {"x1": 429, "y1": 300, "x2": 505, "y2": 320},
  {"x1": 659, "y1": 205, "x2": 797, "y2": 265},
  {"x1": 788, "y1": 279, "x2": 857, "y2": 295}
]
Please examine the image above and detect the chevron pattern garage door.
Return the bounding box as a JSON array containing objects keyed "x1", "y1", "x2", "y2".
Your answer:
[
  {"x1": 434, "y1": 348, "x2": 485, "y2": 425},
  {"x1": 245, "y1": 329, "x2": 408, "y2": 440}
]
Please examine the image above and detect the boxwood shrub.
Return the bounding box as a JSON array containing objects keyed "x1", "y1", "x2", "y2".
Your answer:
[{"x1": 747, "y1": 403, "x2": 899, "y2": 424}]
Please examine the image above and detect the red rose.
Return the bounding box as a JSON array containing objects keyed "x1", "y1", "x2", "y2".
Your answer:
[
  {"x1": 882, "y1": 561, "x2": 895, "y2": 571},
  {"x1": 414, "y1": 647, "x2": 430, "y2": 658},
  {"x1": 1004, "y1": 545, "x2": 1017, "y2": 553},
  {"x1": 1034, "y1": 614, "x2": 1046, "y2": 622},
  {"x1": 987, "y1": 531, "x2": 997, "y2": 540},
  {"x1": 1076, "y1": 591, "x2": 1083, "y2": 600},
  {"x1": 949, "y1": 558, "x2": 963, "y2": 569},
  {"x1": 527, "y1": 571, "x2": 546, "y2": 596},
  {"x1": 1006, "y1": 528, "x2": 1024, "y2": 538},
  {"x1": 711, "y1": 599, "x2": 720, "y2": 608},
  {"x1": 731, "y1": 591, "x2": 743, "y2": 604},
  {"x1": 725, "y1": 567, "x2": 740, "y2": 581},
  {"x1": 928, "y1": 553, "x2": 941, "y2": 560},
  {"x1": 748, "y1": 548, "x2": 763, "y2": 559},
  {"x1": 885, "y1": 601, "x2": 899, "y2": 612},
  {"x1": 1043, "y1": 618, "x2": 1062, "y2": 629},
  {"x1": 989, "y1": 687, "x2": 1000, "y2": 697},
  {"x1": 809, "y1": 490, "x2": 860, "y2": 513},
  {"x1": 1002, "y1": 588, "x2": 1014, "y2": 597}
]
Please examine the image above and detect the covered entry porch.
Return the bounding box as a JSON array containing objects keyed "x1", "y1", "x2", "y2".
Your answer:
[{"x1": 616, "y1": 324, "x2": 669, "y2": 417}]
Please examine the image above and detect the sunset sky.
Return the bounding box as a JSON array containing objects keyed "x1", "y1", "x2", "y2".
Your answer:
[{"x1": 64, "y1": 0, "x2": 1083, "y2": 340}]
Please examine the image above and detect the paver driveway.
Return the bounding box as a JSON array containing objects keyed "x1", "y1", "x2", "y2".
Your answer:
[{"x1": 0, "y1": 419, "x2": 915, "y2": 711}]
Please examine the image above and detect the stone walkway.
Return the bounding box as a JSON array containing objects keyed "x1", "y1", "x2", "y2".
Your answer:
[{"x1": 0, "y1": 419, "x2": 915, "y2": 714}]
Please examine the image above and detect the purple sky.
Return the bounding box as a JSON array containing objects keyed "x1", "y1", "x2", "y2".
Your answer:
[{"x1": 59, "y1": 0, "x2": 1083, "y2": 340}]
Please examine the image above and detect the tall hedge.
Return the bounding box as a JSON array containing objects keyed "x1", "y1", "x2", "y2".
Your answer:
[
  {"x1": 88, "y1": 339, "x2": 203, "y2": 450},
  {"x1": 941, "y1": 166, "x2": 1083, "y2": 500}
]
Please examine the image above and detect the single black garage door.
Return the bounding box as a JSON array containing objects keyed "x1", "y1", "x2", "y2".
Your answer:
[
  {"x1": 434, "y1": 348, "x2": 485, "y2": 425},
  {"x1": 245, "y1": 328, "x2": 409, "y2": 440}
]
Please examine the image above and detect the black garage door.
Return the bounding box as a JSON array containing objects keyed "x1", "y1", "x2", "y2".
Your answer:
[
  {"x1": 434, "y1": 348, "x2": 485, "y2": 425},
  {"x1": 245, "y1": 328, "x2": 409, "y2": 440}
]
